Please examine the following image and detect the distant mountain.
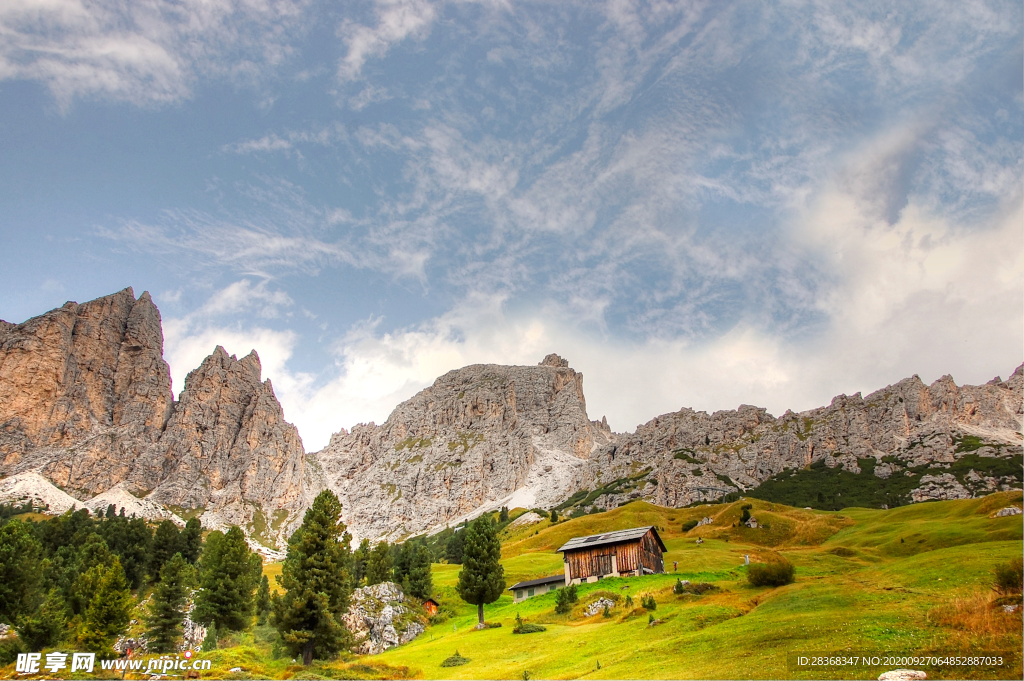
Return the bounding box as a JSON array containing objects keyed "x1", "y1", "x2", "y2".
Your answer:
[{"x1": 1, "y1": 289, "x2": 1020, "y2": 548}]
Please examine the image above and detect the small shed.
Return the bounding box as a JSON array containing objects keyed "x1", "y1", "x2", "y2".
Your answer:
[
  {"x1": 508, "y1": 575, "x2": 566, "y2": 603},
  {"x1": 422, "y1": 598, "x2": 440, "y2": 616},
  {"x1": 557, "y1": 526, "x2": 667, "y2": 584}
]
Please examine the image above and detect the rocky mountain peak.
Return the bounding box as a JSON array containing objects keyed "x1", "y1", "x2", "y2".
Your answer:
[{"x1": 539, "y1": 353, "x2": 570, "y2": 368}]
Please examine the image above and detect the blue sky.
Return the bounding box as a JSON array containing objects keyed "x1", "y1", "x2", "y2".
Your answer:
[{"x1": 1, "y1": 0, "x2": 1021, "y2": 451}]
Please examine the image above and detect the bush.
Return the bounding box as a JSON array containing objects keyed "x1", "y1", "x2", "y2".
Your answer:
[
  {"x1": 739, "y1": 504, "x2": 752, "y2": 525},
  {"x1": 995, "y1": 556, "x2": 1023, "y2": 594},
  {"x1": 624, "y1": 594, "x2": 633, "y2": 607},
  {"x1": 441, "y1": 651, "x2": 470, "y2": 667},
  {"x1": 675, "y1": 580, "x2": 718, "y2": 596},
  {"x1": 828, "y1": 546, "x2": 856, "y2": 557},
  {"x1": 641, "y1": 594, "x2": 657, "y2": 611},
  {"x1": 747, "y1": 560, "x2": 795, "y2": 587},
  {"x1": 514, "y1": 623, "x2": 547, "y2": 634},
  {"x1": 681, "y1": 520, "x2": 698, "y2": 532},
  {"x1": 555, "y1": 584, "x2": 578, "y2": 614}
]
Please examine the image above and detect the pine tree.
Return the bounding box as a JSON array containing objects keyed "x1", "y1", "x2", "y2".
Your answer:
[
  {"x1": 364, "y1": 541, "x2": 393, "y2": 585},
  {"x1": 457, "y1": 515, "x2": 506, "y2": 627},
  {"x1": 445, "y1": 528, "x2": 465, "y2": 565},
  {"x1": 149, "y1": 520, "x2": 182, "y2": 582},
  {"x1": 352, "y1": 538, "x2": 371, "y2": 586},
  {"x1": 73, "y1": 558, "x2": 134, "y2": 655},
  {"x1": 550, "y1": 509, "x2": 558, "y2": 523},
  {"x1": 499, "y1": 507, "x2": 509, "y2": 523},
  {"x1": 146, "y1": 554, "x2": 193, "y2": 652},
  {"x1": 406, "y1": 545, "x2": 433, "y2": 600},
  {"x1": 201, "y1": 622, "x2": 218, "y2": 651},
  {"x1": 0, "y1": 520, "x2": 43, "y2": 625},
  {"x1": 16, "y1": 588, "x2": 67, "y2": 649},
  {"x1": 194, "y1": 527, "x2": 261, "y2": 631},
  {"x1": 272, "y1": 490, "x2": 354, "y2": 665},
  {"x1": 255, "y1": 575, "x2": 271, "y2": 625},
  {"x1": 179, "y1": 518, "x2": 203, "y2": 564}
]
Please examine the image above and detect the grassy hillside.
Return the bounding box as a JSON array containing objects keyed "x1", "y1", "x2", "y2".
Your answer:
[{"x1": 367, "y1": 492, "x2": 1022, "y2": 680}]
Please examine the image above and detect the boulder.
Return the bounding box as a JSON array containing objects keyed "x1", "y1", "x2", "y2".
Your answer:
[{"x1": 342, "y1": 582, "x2": 425, "y2": 655}]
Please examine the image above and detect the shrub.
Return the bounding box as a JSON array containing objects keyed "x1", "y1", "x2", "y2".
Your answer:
[
  {"x1": 675, "y1": 580, "x2": 718, "y2": 596},
  {"x1": 555, "y1": 584, "x2": 578, "y2": 614},
  {"x1": 747, "y1": 560, "x2": 795, "y2": 587},
  {"x1": 673, "y1": 579, "x2": 685, "y2": 595},
  {"x1": 681, "y1": 520, "x2": 698, "y2": 532},
  {"x1": 994, "y1": 556, "x2": 1023, "y2": 594},
  {"x1": 624, "y1": 595, "x2": 633, "y2": 607},
  {"x1": 739, "y1": 504, "x2": 752, "y2": 525},
  {"x1": 641, "y1": 594, "x2": 657, "y2": 611},
  {"x1": 441, "y1": 651, "x2": 470, "y2": 667},
  {"x1": 602, "y1": 605, "x2": 611, "y2": 618},
  {"x1": 514, "y1": 623, "x2": 547, "y2": 634},
  {"x1": 828, "y1": 547, "x2": 856, "y2": 557}
]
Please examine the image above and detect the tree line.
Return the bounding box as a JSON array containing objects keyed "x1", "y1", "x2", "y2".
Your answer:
[{"x1": 0, "y1": 493, "x2": 509, "y2": 666}]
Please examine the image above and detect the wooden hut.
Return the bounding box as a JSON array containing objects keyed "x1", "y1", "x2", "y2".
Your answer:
[
  {"x1": 557, "y1": 526, "x2": 667, "y2": 584},
  {"x1": 507, "y1": 575, "x2": 565, "y2": 603},
  {"x1": 422, "y1": 598, "x2": 440, "y2": 616}
]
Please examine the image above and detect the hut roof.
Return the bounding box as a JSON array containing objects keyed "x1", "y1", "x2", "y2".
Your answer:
[
  {"x1": 507, "y1": 574, "x2": 566, "y2": 591},
  {"x1": 556, "y1": 525, "x2": 667, "y2": 553}
]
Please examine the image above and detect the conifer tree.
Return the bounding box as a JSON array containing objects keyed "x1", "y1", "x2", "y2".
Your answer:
[
  {"x1": 457, "y1": 515, "x2": 505, "y2": 627},
  {"x1": 201, "y1": 622, "x2": 218, "y2": 651},
  {"x1": 73, "y1": 558, "x2": 134, "y2": 655},
  {"x1": 255, "y1": 575, "x2": 271, "y2": 625},
  {"x1": 406, "y1": 545, "x2": 433, "y2": 600},
  {"x1": 149, "y1": 520, "x2": 182, "y2": 581},
  {"x1": 499, "y1": 506, "x2": 509, "y2": 523},
  {"x1": 364, "y1": 541, "x2": 393, "y2": 585},
  {"x1": 194, "y1": 527, "x2": 261, "y2": 631},
  {"x1": 16, "y1": 588, "x2": 67, "y2": 650},
  {"x1": 550, "y1": 509, "x2": 558, "y2": 523},
  {"x1": 0, "y1": 520, "x2": 43, "y2": 625},
  {"x1": 271, "y1": 490, "x2": 353, "y2": 665},
  {"x1": 445, "y1": 527, "x2": 465, "y2": 565},
  {"x1": 146, "y1": 554, "x2": 193, "y2": 652},
  {"x1": 352, "y1": 538, "x2": 371, "y2": 586},
  {"x1": 179, "y1": 518, "x2": 204, "y2": 564}
]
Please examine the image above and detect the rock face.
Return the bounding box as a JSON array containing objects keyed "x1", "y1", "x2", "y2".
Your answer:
[
  {"x1": 342, "y1": 582, "x2": 425, "y2": 654},
  {"x1": 312, "y1": 353, "x2": 611, "y2": 540},
  {"x1": 141, "y1": 346, "x2": 310, "y2": 546},
  {"x1": 0, "y1": 288, "x2": 172, "y2": 498},
  {"x1": 576, "y1": 367, "x2": 1023, "y2": 509},
  {"x1": 2, "y1": 288, "x2": 1021, "y2": 547},
  {"x1": 0, "y1": 290, "x2": 309, "y2": 547}
]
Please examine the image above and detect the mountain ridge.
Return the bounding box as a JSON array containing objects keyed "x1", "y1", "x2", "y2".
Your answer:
[{"x1": 1, "y1": 289, "x2": 1020, "y2": 548}]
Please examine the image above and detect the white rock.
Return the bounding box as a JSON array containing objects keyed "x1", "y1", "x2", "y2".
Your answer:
[
  {"x1": 878, "y1": 670, "x2": 927, "y2": 681},
  {"x1": 0, "y1": 472, "x2": 84, "y2": 514},
  {"x1": 994, "y1": 506, "x2": 1022, "y2": 517}
]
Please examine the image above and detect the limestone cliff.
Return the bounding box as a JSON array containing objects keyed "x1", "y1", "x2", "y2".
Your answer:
[
  {"x1": 311, "y1": 353, "x2": 611, "y2": 541},
  {"x1": 0, "y1": 290, "x2": 308, "y2": 549},
  {"x1": 0, "y1": 288, "x2": 172, "y2": 497},
  {"x1": 575, "y1": 366, "x2": 1023, "y2": 510}
]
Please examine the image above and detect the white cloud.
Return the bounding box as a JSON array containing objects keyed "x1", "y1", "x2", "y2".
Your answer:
[
  {"x1": 337, "y1": 0, "x2": 438, "y2": 81},
  {"x1": 0, "y1": 0, "x2": 310, "y2": 108}
]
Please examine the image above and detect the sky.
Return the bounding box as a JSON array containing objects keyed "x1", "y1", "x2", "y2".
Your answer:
[{"x1": 0, "y1": 0, "x2": 1021, "y2": 452}]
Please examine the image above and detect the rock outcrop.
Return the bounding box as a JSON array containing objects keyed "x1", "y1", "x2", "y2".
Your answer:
[
  {"x1": 312, "y1": 353, "x2": 613, "y2": 540},
  {"x1": 2, "y1": 288, "x2": 1021, "y2": 547},
  {"x1": 342, "y1": 582, "x2": 425, "y2": 654},
  {"x1": 0, "y1": 290, "x2": 309, "y2": 547},
  {"x1": 575, "y1": 366, "x2": 1023, "y2": 509},
  {"x1": 0, "y1": 288, "x2": 172, "y2": 498}
]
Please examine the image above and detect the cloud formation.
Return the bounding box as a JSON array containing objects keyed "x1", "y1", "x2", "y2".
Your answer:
[{"x1": 0, "y1": 0, "x2": 310, "y2": 107}]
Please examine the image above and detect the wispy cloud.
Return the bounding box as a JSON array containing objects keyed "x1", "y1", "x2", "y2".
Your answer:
[
  {"x1": 0, "y1": 0, "x2": 311, "y2": 108},
  {"x1": 336, "y1": 0, "x2": 438, "y2": 82}
]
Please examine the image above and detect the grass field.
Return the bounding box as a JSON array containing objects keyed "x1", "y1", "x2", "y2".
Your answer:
[
  {"x1": 365, "y1": 492, "x2": 1022, "y2": 680},
  {"x1": 7, "y1": 493, "x2": 1018, "y2": 680}
]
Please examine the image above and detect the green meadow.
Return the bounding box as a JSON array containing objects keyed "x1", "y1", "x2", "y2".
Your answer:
[
  {"x1": 364, "y1": 491, "x2": 1022, "y2": 680},
  {"x1": 9, "y1": 493, "x2": 1017, "y2": 680}
]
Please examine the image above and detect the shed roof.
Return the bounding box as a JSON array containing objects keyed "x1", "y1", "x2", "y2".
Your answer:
[
  {"x1": 508, "y1": 574, "x2": 566, "y2": 591},
  {"x1": 556, "y1": 526, "x2": 667, "y2": 553}
]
